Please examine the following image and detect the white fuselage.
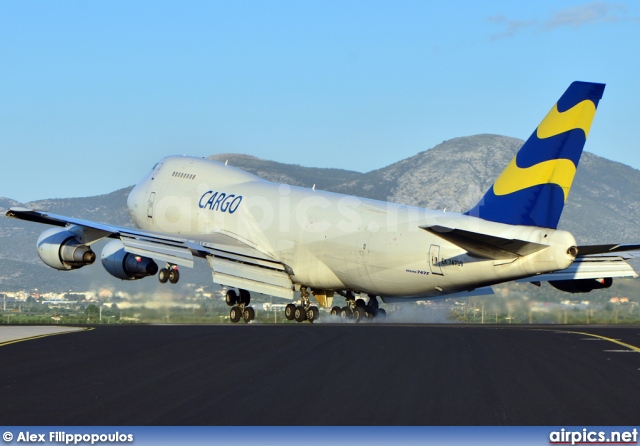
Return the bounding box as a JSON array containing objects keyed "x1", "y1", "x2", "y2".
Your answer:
[{"x1": 126, "y1": 156, "x2": 577, "y2": 299}]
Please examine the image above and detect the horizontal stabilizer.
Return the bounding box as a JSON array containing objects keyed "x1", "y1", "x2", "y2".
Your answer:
[
  {"x1": 421, "y1": 225, "x2": 548, "y2": 260},
  {"x1": 576, "y1": 244, "x2": 640, "y2": 256},
  {"x1": 517, "y1": 255, "x2": 638, "y2": 282}
]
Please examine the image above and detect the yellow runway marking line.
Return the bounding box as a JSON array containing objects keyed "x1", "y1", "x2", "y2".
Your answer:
[
  {"x1": 563, "y1": 330, "x2": 640, "y2": 353},
  {"x1": 0, "y1": 327, "x2": 93, "y2": 347}
]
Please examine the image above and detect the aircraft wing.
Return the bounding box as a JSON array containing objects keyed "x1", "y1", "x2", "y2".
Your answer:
[{"x1": 6, "y1": 207, "x2": 294, "y2": 299}]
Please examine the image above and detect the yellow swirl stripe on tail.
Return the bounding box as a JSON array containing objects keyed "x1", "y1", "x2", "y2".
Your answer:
[
  {"x1": 493, "y1": 158, "x2": 577, "y2": 202},
  {"x1": 537, "y1": 100, "x2": 597, "y2": 139}
]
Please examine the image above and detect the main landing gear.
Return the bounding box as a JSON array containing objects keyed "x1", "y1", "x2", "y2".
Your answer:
[
  {"x1": 225, "y1": 289, "x2": 256, "y2": 324},
  {"x1": 284, "y1": 287, "x2": 319, "y2": 323},
  {"x1": 158, "y1": 264, "x2": 180, "y2": 284},
  {"x1": 330, "y1": 294, "x2": 386, "y2": 322}
]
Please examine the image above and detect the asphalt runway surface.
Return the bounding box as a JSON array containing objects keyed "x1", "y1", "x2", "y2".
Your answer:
[{"x1": 2, "y1": 324, "x2": 640, "y2": 425}]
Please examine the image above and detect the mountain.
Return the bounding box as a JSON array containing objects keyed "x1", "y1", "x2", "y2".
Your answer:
[{"x1": 2, "y1": 134, "x2": 640, "y2": 299}]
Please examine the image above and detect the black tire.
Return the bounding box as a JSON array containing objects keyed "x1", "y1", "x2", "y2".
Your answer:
[
  {"x1": 340, "y1": 306, "x2": 352, "y2": 318},
  {"x1": 225, "y1": 290, "x2": 238, "y2": 307},
  {"x1": 330, "y1": 306, "x2": 341, "y2": 316},
  {"x1": 308, "y1": 306, "x2": 319, "y2": 323},
  {"x1": 355, "y1": 298, "x2": 366, "y2": 308},
  {"x1": 246, "y1": 306, "x2": 255, "y2": 320},
  {"x1": 243, "y1": 307, "x2": 253, "y2": 323},
  {"x1": 353, "y1": 306, "x2": 367, "y2": 321},
  {"x1": 239, "y1": 289, "x2": 250, "y2": 305},
  {"x1": 294, "y1": 306, "x2": 307, "y2": 322},
  {"x1": 169, "y1": 269, "x2": 180, "y2": 284},
  {"x1": 158, "y1": 268, "x2": 169, "y2": 284},
  {"x1": 230, "y1": 307, "x2": 242, "y2": 323},
  {"x1": 285, "y1": 303, "x2": 296, "y2": 320}
]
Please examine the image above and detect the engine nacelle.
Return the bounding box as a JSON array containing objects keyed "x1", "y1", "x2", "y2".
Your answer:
[
  {"x1": 101, "y1": 240, "x2": 159, "y2": 280},
  {"x1": 37, "y1": 228, "x2": 96, "y2": 271},
  {"x1": 549, "y1": 277, "x2": 613, "y2": 293}
]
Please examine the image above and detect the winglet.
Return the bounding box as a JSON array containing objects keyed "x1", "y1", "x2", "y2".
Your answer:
[{"x1": 466, "y1": 81, "x2": 605, "y2": 229}]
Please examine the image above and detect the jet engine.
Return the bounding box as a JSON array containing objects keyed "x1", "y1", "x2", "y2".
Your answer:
[
  {"x1": 549, "y1": 277, "x2": 613, "y2": 293},
  {"x1": 37, "y1": 228, "x2": 96, "y2": 270},
  {"x1": 101, "y1": 240, "x2": 159, "y2": 280}
]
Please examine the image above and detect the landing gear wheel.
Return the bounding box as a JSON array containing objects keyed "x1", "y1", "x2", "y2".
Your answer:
[
  {"x1": 169, "y1": 269, "x2": 180, "y2": 284},
  {"x1": 285, "y1": 303, "x2": 296, "y2": 320},
  {"x1": 158, "y1": 268, "x2": 169, "y2": 283},
  {"x1": 330, "y1": 306, "x2": 341, "y2": 316},
  {"x1": 294, "y1": 306, "x2": 307, "y2": 322},
  {"x1": 239, "y1": 289, "x2": 251, "y2": 305},
  {"x1": 307, "y1": 306, "x2": 319, "y2": 323},
  {"x1": 225, "y1": 290, "x2": 238, "y2": 307},
  {"x1": 341, "y1": 306, "x2": 353, "y2": 318},
  {"x1": 353, "y1": 306, "x2": 367, "y2": 321},
  {"x1": 367, "y1": 296, "x2": 379, "y2": 314},
  {"x1": 230, "y1": 306, "x2": 242, "y2": 323},
  {"x1": 356, "y1": 298, "x2": 366, "y2": 308},
  {"x1": 243, "y1": 307, "x2": 255, "y2": 323}
]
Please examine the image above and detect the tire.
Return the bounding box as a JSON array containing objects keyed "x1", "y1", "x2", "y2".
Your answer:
[
  {"x1": 246, "y1": 306, "x2": 255, "y2": 320},
  {"x1": 243, "y1": 307, "x2": 253, "y2": 323},
  {"x1": 158, "y1": 268, "x2": 169, "y2": 284},
  {"x1": 230, "y1": 307, "x2": 242, "y2": 323},
  {"x1": 308, "y1": 306, "x2": 319, "y2": 323},
  {"x1": 356, "y1": 298, "x2": 366, "y2": 308},
  {"x1": 340, "y1": 306, "x2": 352, "y2": 318},
  {"x1": 294, "y1": 306, "x2": 307, "y2": 322},
  {"x1": 239, "y1": 289, "x2": 251, "y2": 305},
  {"x1": 285, "y1": 303, "x2": 296, "y2": 320},
  {"x1": 330, "y1": 306, "x2": 341, "y2": 316},
  {"x1": 169, "y1": 269, "x2": 180, "y2": 284},
  {"x1": 353, "y1": 306, "x2": 367, "y2": 321},
  {"x1": 225, "y1": 290, "x2": 238, "y2": 307}
]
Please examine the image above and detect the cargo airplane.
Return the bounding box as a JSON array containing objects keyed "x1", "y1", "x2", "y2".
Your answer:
[{"x1": 7, "y1": 81, "x2": 639, "y2": 323}]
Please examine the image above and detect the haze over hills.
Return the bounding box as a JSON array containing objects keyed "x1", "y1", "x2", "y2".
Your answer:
[{"x1": 2, "y1": 134, "x2": 640, "y2": 301}]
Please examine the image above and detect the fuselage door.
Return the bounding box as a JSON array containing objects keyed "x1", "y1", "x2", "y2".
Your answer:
[
  {"x1": 147, "y1": 192, "x2": 156, "y2": 218},
  {"x1": 429, "y1": 244, "x2": 443, "y2": 276},
  {"x1": 151, "y1": 162, "x2": 163, "y2": 181}
]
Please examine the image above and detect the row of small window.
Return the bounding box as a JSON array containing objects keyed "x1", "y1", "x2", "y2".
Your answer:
[{"x1": 172, "y1": 171, "x2": 196, "y2": 180}]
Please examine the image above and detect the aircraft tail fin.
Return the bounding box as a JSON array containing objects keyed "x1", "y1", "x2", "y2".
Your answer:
[{"x1": 465, "y1": 81, "x2": 605, "y2": 229}]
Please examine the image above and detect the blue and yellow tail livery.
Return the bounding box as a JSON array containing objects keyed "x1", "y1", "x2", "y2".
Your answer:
[{"x1": 466, "y1": 81, "x2": 605, "y2": 229}]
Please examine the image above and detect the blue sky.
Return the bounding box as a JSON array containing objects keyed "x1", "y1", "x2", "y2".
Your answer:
[{"x1": 1, "y1": 1, "x2": 639, "y2": 202}]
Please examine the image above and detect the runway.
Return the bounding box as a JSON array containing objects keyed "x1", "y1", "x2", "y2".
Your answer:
[{"x1": 1, "y1": 324, "x2": 640, "y2": 425}]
